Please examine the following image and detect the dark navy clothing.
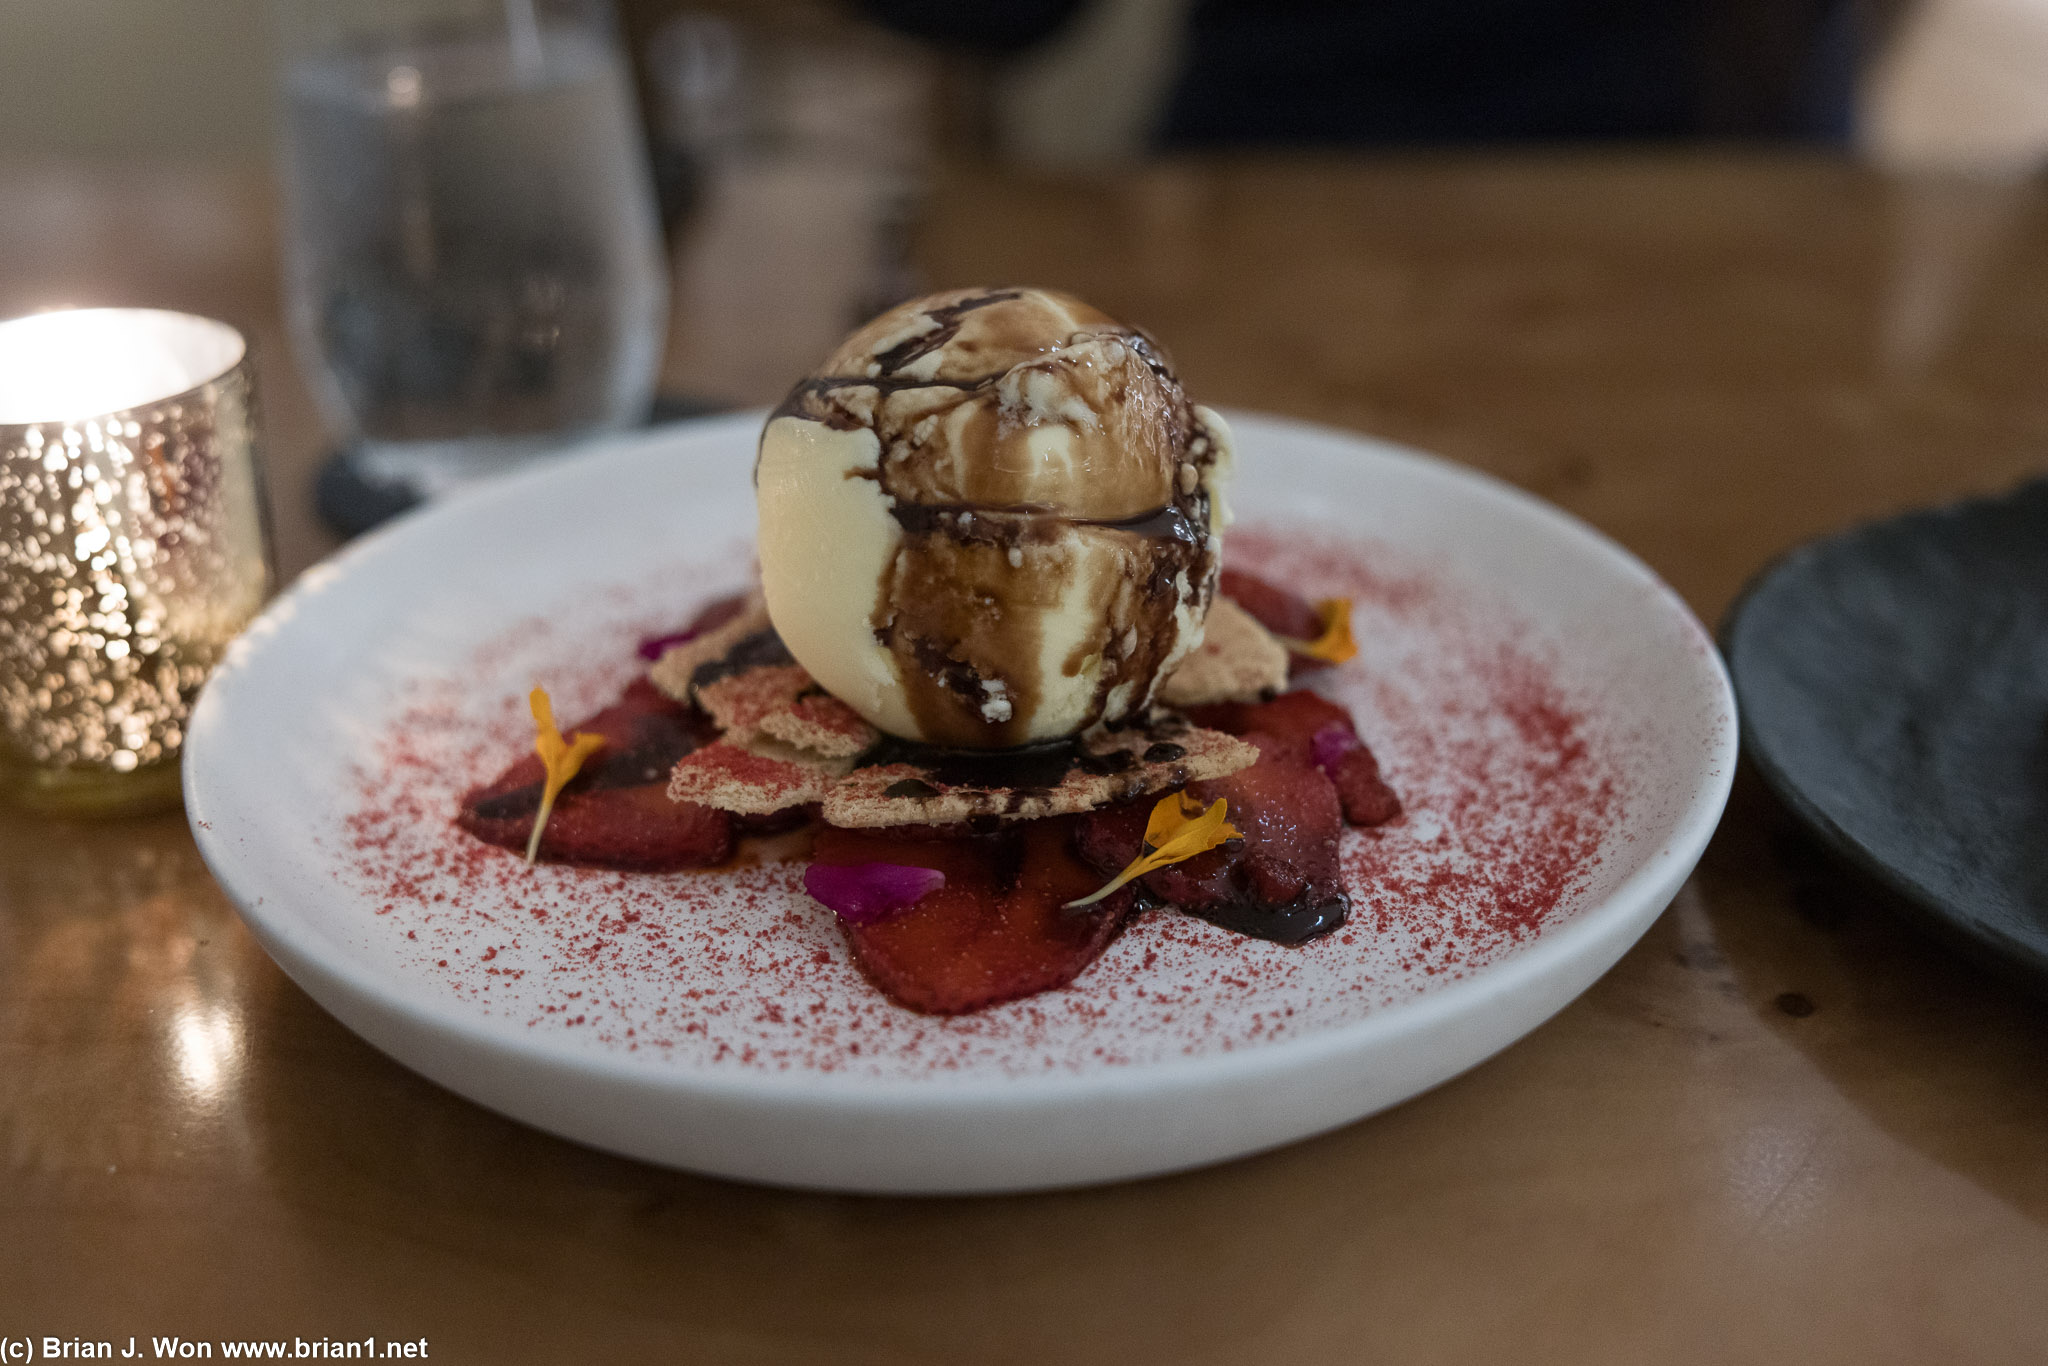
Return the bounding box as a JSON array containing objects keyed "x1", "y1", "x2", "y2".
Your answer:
[{"x1": 858, "y1": 0, "x2": 1854, "y2": 145}]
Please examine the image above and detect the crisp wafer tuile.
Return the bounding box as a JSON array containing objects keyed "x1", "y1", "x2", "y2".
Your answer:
[
  {"x1": 695, "y1": 665, "x2": 810, "y2": 736},
  {"x1": 1156, "y1": 596, "x2": 1289, "y2": 708},
  {"x1": 654, "y1": 599, "x2": 882, "y2": 765},
  {"x1": 757, "y1": 691, "x2": 876, "y2": 757},
  {"x1": 647, "y1": 595, "x2": 773, "y2": 702},
  {"x1": 659, "y1": 585, "x2": 1263, "y2": 827},
  {"x1": 821, "y1": 720, "x2": 1256, "y2": 828},
  {"x1": 661, "y1": 608, "x2": 1262, "y2": 825},
  {"x1": 666, "y1": 738, "x2": 842, "y2": 814},
  {"x1": 694, "y1": 658, "x2": 881, "y2": 761}
]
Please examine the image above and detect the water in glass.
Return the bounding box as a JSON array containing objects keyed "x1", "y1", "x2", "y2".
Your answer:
[{"x1": 281, "y1": 15, "x2": 667, "y2": 493}]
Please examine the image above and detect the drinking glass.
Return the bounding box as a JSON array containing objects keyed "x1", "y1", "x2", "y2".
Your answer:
[{"x1": 275, "y1": 0, "x2": 668, "y2": 501}]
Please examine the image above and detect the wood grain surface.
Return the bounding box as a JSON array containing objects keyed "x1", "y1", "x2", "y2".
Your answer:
[{"x1": 3, "y1": 152, "x2": 2045, "y2": 1363}]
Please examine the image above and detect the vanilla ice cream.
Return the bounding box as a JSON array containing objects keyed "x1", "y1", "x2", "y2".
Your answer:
[{"x1": 755, "y1": 287, "x2": 1234, "y2": 749}]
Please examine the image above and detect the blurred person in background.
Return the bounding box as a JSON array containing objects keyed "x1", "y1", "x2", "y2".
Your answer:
[{"x1": 848, "y1": 0, "x2": 1862, "y2": 160}]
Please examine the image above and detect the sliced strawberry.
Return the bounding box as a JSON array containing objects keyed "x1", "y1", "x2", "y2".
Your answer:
[
  {"x1": 457, "y1": 678, "x2": 736, "y2": 871},
  {"x1": 1152, "y1": 731, "x2": 1348, "y2": 942},
  {"x1": 1184, "y1": 690, "x2": 1350, "y2": 763},
  {"x1": 1220, "y1": 568, "x2": 1322, "y2": 641},
  {"x1": 811, "y1": 817, "x2": 1136, "y2": 1015},
  {"x1": 1185, "y1": 690, "x2": 1402, "y2": 827},
  {"x1": 1324, "y1": 739, "x2": 1402, "y2": 827},
  {"x1": 1075, "y1": 724, "x2": 1350, "y2": 944},
  {"x1": 1220, "y1": 568, "x2": 1333, "y2": 676},
  {"x1": 733, "y1": 805, "x2": 816, "y2": 838},
  {"x1": 1070, "y1": 801, "x2": 1153, "y2": 886}
]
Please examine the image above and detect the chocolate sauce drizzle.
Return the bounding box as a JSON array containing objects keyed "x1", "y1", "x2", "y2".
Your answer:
[
  {"x1": 888, "y1": 501, "x2": 1205, "y2": 548},
  {"x1": 687, "y1": 628, "x2": 795, "y2": 693},
  {"x1": 767, "y1": 373, "x2": 991, "y2": 434},
  {"x1": 868, "y1": 289, "x2": 1022, "y2": 374},
  {"x1": 859, "y1": 733, "x2": 1144, "y2": 795},
  {"x1": 1163, "y1": 888, "x2": 1351, "y2": 946}
]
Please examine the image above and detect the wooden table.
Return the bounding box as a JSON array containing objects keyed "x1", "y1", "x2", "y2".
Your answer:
[{"x1": 4, "y1": 153, "x2": 2045, "y2": 1362}]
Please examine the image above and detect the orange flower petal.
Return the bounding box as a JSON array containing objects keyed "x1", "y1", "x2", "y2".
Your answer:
[
  {"x1": 525, "y1": 686, "x2": 606, "y2": 864},
  {"x1": 1281, "y1": 598, "x2": 1358, "y2": 664},
  {"x1": 1066, "y1": 790, "x2": 1241, "y2": 909}
]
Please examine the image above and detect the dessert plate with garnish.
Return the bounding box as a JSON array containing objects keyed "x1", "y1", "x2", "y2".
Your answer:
[{"x1": 187, "y1": 290, "x2": 1736, "y2": 1193}]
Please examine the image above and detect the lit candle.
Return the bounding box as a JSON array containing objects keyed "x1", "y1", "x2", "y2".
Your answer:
[{"x1": 0, "y1": 308, "x2": 270, "y2": 814}]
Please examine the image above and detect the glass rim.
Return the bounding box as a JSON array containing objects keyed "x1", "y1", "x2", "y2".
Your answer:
[{"x1": 0, "y1": 307, "x2": 249, "y2": 428}]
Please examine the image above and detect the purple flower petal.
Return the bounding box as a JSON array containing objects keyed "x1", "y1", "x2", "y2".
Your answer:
[
  {"x1": 636, "y1": 627, "x2": 704, "y2": 661},
  {"x1": 803, "y1": 861, "x2": 946, "y2": 926},
  {"x1": 1310, "y1": 722, "x2": 1359, "y2": 777},
  {"x1": 637, "y1": 593, "x2": 752, "y2": 659}
]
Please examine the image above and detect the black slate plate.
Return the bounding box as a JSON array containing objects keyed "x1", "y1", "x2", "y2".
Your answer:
[{"x1": 1723, "y1": 478, "x2": 2048, "y2": 986}]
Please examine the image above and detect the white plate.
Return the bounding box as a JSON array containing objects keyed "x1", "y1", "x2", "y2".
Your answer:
[{"x1": 185, "y1": 412, "x2": 1734, "y2": 1194}]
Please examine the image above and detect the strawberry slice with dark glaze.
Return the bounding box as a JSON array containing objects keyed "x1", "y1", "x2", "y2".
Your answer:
[
  {"x1": 1185, "y1": 689, "x2": 1349, "y2": 763},
  {"x1": 1220, "y1": 568, "x2": 1322, "y2": 641},
  {"x1": 457, "y1": 678, "x2": 735, "y2": 870},
  {"x1": 1076, "y1": 728, "x2": 1349, "y2": 945},
  {"x1": 811, "y1": 817, "x2": 1136, "y2": 1015},
  {"x1": 1220, "y1": 568, "x2": 1332, "y2": 675},
  {"x1": 1186, "y1": 690, "x2": 1402, "y2": 828},
  {"x1": 1319, "y1": 732, "x2": 1402, "y2": 827}
]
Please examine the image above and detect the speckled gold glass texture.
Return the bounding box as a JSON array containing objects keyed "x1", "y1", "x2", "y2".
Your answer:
[{"x1": 0, "y1": 333, "x2": 269, "y2": 810}]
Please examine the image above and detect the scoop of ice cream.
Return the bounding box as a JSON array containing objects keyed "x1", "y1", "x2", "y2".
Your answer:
[{"x1": 755, "y1": 287, "x2": 1234, "y2": 749}]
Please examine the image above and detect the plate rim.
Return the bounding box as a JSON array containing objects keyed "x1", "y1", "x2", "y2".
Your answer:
[{"x1": 186, "y1": 409, "x2": 1739, "y2": 1105}]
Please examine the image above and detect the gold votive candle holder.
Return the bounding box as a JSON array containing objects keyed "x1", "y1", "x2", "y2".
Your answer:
[{"x1": 0, "y1": 309, "x2": 271, "y2": 815}]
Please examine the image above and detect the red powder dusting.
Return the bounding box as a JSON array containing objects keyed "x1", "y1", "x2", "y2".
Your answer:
[
  {"x1": 701, "y1": 666, "x2": 809, "y2": 732},
  {"x1": 332, "y1": 529, "x2": 1640, "y2": 1079},
  {"x1": 668, "y1": 740, "x2": 820, "y2": 805},
  {"x1": 786, "y1": 694, "x2": 870, "y2": 742}
]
